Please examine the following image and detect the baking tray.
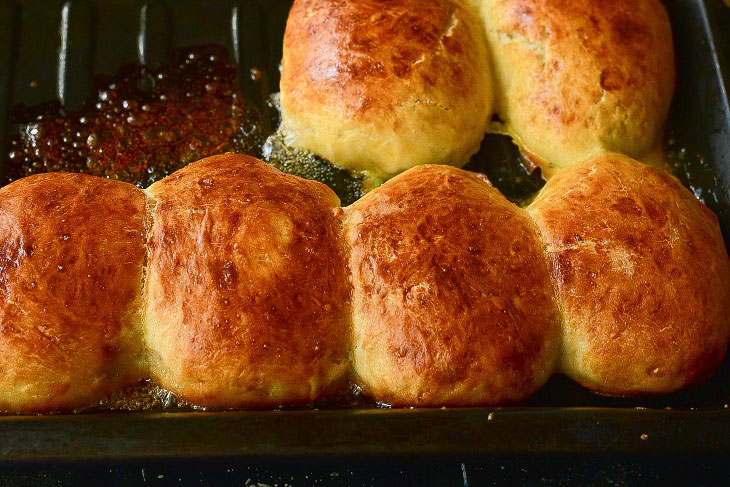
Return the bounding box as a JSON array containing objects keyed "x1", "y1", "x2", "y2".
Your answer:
[{"x1": 0, "y1": 0, "x2": 729, "y2": 464}]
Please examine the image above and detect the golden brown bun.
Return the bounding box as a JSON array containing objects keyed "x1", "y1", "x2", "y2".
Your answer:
[
  {"x1": 528, "y1": 154, "x2": 730, "y2": 395},
  {"x1": 344, "y1": 165, "x2": 560, "y2": 406},
  {"x1": 280, "y1": 0, "x2": 493, "y2": 178},
  {"x1": 0, "y1": 173, "x2": 147, "y2": 412},
  {"x1": 144, "y1": 154, "x2": 350, "y2": 408},
  {"x1": 480, "y1": 0, "x2": 675, "y2": 175}
]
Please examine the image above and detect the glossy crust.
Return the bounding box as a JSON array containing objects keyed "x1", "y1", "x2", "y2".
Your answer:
[
  {"x1": 0, "y1": 173, "x2": 147, "y2": 412},
  {"x1": 280, "y1": 0, "x2": 493, "y2": 178},
  {"x1": 528, "y1": 154, "x2": 730, "y2": 395},
  {"x1": 144, "y1": 154, "x2": 350, "y2": 408},
  {"x1": 480, "y1": 0, "x2": 675, "y2": 175},
  {"x1": 344, "y1": 165, "x2": 561, "y2": 406}
]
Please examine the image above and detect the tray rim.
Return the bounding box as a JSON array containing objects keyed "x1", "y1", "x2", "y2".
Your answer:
[{"x1": 1, "y1": 407, "x2": 730, "y2": 463}]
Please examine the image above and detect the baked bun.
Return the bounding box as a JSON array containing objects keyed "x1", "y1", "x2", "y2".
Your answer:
[
  {"x1": 0, "y1": 173, "x2": 147, "y2": 412},
  {"x1": 280, "y1": 0, "x2": 493, "y2": 179},
  {"x1": 528, "y1": 153, "x2": 730, "y2": 395},
  {"x1": 143, "y1": 154, "x2": 350, "y2": 408},
  {"x1": 480, "y1": 0, "x2": 675, "y2": 175},
  {"x1": 344, "y1": 165, "x2": 560, "y2": 406}
]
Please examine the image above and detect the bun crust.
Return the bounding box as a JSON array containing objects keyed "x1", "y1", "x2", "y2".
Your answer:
[
  {"x1": 479, "y1": 0, "x2": 675, "y2": 174},
  {"x1": 345, "y1": 165, "x2": 560, "y2": 405},
  {"x1": 280, "y1": 0, "x2": 493, "y2": 178},
  {"x1": 0, "y1": 150, "x2": 729, "y2": 410},
  {"x1": 528, "y1": 154, "x2": 730, "y2": 395},
  {"x1": 144, "y1": 154, "x2": 350, "y2": 408},
  {"x1": 0, "y1": 174, "x2": 147, "y2": 412}
]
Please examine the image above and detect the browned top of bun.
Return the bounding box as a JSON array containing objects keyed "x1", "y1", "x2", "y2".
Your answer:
[
  {"x1": 144, "y1": 154, "x2": 350, "y2": 407},
  {"x1": 345, "y1": 165, "x2": 560, "y2": 405},
  {"x1": 529, "y1": 154, "x2": 730, "y2": 394},
  {"x1": 283, "y1": 0, "x2": 483, "y2": 120},
  {"x1": 0, "y1": 173, "x2": 147, "y2": 412}
]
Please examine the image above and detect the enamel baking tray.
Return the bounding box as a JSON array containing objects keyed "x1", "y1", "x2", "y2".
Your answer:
[{"x1": 0, "y1": 0, "x2": 729, "y2": 474}]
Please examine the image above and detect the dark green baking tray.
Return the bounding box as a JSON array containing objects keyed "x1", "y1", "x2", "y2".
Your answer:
[{"x1": 0, "y1": 0, "x2": 729, "y2": 464}]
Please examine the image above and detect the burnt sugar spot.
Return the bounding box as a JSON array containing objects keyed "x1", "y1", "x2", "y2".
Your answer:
[
  {"x1": 610, "y1": 13, "x2": 646, "y2": 45},
  {"x1": 600, "y1": 67, "x2": 626, "y2": 92}
]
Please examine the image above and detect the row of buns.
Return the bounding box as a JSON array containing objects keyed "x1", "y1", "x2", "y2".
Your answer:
[
  {"x1": 279, "y1": 0, "x2": 675, "y2": 178},
  {"x1": 0, "y1": 153, "x2": 727, "y2": 412}
]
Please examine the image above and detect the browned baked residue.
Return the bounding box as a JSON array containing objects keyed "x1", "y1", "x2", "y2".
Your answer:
[{"x1": 5, "y1": 46, "x2": 264, "y2": 188}]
